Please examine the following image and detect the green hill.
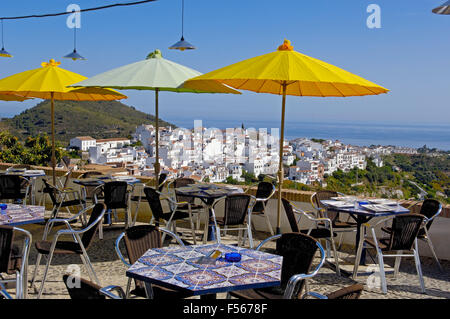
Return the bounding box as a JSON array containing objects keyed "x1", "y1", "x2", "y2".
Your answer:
[{"x1": 1, "y1": 100, "x2": 175, "y2": 145}]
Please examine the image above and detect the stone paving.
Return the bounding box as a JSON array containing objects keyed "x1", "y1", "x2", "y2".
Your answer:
[{"x1": 2, "y1": 217, "x2": 449, "y2": 300}]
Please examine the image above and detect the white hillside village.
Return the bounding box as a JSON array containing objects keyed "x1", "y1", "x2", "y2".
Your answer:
[{"x1": 68, "y1": 121, "x2": 417, "y2": 184}]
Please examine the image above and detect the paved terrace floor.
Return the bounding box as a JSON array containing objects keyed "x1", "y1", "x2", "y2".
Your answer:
[{"x1": 3, "y1": 214, "x2": 449, "y2": 300}]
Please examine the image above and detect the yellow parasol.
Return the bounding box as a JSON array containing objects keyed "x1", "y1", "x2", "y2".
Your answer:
[
  {"x1": 0, "y1": 59, "x2": 127, "y2": 184},
  {"x1": 184, "y1": 39, "x2": 389, "y2": 233}
]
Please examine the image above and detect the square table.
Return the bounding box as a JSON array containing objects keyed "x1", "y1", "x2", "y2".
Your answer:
[
  {"x1": 175, "y1": 184, "x2": 243, "y2": 242},
  {"x1": 321, "y1": 199, "x2": 409, "y2": 269},
  {"x1": 0, "y1": 204, "x2": 45, "y2": 226},
  {"x1": 126, "y1": 243, "x2": 283, "y2": 299}
]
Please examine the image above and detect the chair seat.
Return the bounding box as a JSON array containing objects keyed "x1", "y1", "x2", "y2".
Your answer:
[
  {"x1": 319, "y1": 220, "x2": 357, "y2": 229},
  {"x1": 161, "y1": 211, "x2": 191, "y2": 221},
  {"x1": 229, "y1": 286, "x2": 284, "y2": 300},
  {"x1": 177, "y1": 203, "x2": 204, "y2": 211},
  {"x1": 131, "y1": 285, "x2": 192, "y2": 299},
  {"x1": 130, "y1": 195, "x2": 147, "y2": 202},
  {"x1": 214, "y1": 217, "x2": 246, "y2": 227},
  {"x1": 300, "y1": 228, "x2": 336, "y2": 239},
  {"x1": 106, "y1": 203, "x2": 128, "y2": 210},
  {"x1": 364, "y1": 238, "x2": 391, "y2": 251},
  {"x1": 58, "y1": 199, "x2": 86, "y2": 208},
  {"x1": 35, "y1": 240, "x2": 84, "y2": 255},
  {"x1": 6, "y1": 244, "x2": 23, "y2": 275}
]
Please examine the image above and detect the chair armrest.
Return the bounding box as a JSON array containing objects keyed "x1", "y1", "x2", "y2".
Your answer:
[
  {"x1": 114, "y1": 232, "x2": 131, "y2": 267},
  {"x1": 256, "y1": 234, "x2": 282, "y2": 251},
  {"x1": 0, "y1": 283, "x2": 12, "y2": 299},
  {"x1": 283, "y1": 241, "x2": 326, "y2": 299},
  {"x1": 301, "y1": 291, "x2": 328, "y2": 299},
  {"x1": 99, "y1": 285, "x2": 126, "y2": 299}
]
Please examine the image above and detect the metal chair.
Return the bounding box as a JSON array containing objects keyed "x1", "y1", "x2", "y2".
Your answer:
[
  {"x1": 302, "y1": 283, "x2": 364, "y2": 299},
  {"x1": 311, "y1": 191, "x2": 357, "y2": 249},
  {"x1": 0, "y1": 226, "x2": 32, "y2": 299},
  {"x1": 382, "y1": 199, "x2": 443, "y2": 271},
  {"x1": 0, "y1": 174, "x2": 30, "y2": 205},
  {"x1": 30, "y1": 203, "x2": 107, "y2": 299},
  {"x1": 42, "y1": 179, "x2": 86, "y2": 222},
  {"x1": 130, "y1": 173, "x2": 168, "y2": 227},
  {"x1": 74, "y1": 171, "x2": 106, "y2": 206},
  {"x1": 167, "y1": 177, "x2": 204, "y2": 228},
  {"x1": 353, "y1": 213, "x2": 426, "y2": 294},
  {"x1": 212, "y1": 194, "x2": 256, "y2": 248},
  {"x1": 246, "y1": 181, "x2": 276, "y2": 236},
  {"x1": 93, "y1": 181, "x2": 133, "y2": 239},
  {"x1": 144, "y1": 187, "x2": 198, "y2": 244},
  {"x1": 228, "y1": 232, "x2": 326, "y2": 299},
  {"x1": 62, "y1": 274, "x2": 126, "y2": 299},
  {"x1": 0, "y1": 282, "x2": 12, "y2": 299},
  {"x1": 115, "y1": 224, "x2": 191, "y2": 299},
  {"x1": 282, "y1": 198, "x2": 341, "y2": 276}
]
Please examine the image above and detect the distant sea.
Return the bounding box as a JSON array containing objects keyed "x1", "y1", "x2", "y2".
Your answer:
[{"x1": 168, "y1": 119, "x2": 450, "y2": 151}]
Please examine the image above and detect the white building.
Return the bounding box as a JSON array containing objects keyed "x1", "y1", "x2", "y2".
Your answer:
[{"x1": 69, "y1": 136, "x2": 96, "y2": 151}]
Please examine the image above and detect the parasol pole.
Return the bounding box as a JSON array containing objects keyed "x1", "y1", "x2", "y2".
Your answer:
[
  {"x1": 50, "y1": 92, "x2": 56, "y2": 185},
  {"x1": 154, "y1": 88, "x2": 160, "y2": 185},
  {"x1": 276, "y1": 82, "x2": 287, "y2": 235}
]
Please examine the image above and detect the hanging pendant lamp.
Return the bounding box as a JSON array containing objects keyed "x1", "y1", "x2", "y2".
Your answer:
[
  {"x1": 0, "y1": 19, "x2": 12, "y2": 58},
  {"x1": 169, "y1": 0, "x2": 196, "y2": 51},
  {"x1": 63, "y1": 26, "x2": 86, "y2": 60}
]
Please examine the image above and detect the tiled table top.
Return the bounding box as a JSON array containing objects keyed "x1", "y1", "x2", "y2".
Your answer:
[
  {"x1": 175, "y1": 184, "x2": 243, "y2": 200},
  {"x1": 126, "y1": 243, "x2": 283, "y2": 296},
  {"x1": 0, "y1": 204, "x2": 45, "y2": 226}
]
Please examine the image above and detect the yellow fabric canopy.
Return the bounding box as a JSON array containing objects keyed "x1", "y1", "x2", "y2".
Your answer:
[
  {"x1": 0, "y1": 59, "x2": 127, "y2": 183},
  {"x1": 184, "y1": 40, "x2": 389, "y2": 235},
  {"x1": 0, "y1": 59, "x2": 126, "y2": 100},
  {"x1": 184, "y1": 40, "x2": 388, "y2": 97}
]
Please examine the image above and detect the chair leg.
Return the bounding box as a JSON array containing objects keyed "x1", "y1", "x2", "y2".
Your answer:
[
  {"x1": 30, "y1": 253, "x2": 43, "y2": 289},
  {"x1": 376, "y1": 249, "x2": 387, "y2": 294},
  {"x1": 263, "y1": 212, "x2": 274, "y2": 236},
  {"x1": 424, "y1": 233, "x2": 443, "y2": 271},
  {"x1": 247, "y1": 224, "x2": 254, "y2": 249},
  {"x1": 80, "y1": 253, "x2": 100, "y2": 285},
  {"x1": 414, "y1": 240, "x2": 426, "y2": 293},
  {"x1": 329, "y1": 238, "x2": 341, "y2": 276},
  {"x1": 125, "y1": 277, "x2": 132, "y2": 299},
  {"x1": 37, "y1": 252, "x2": 55, "y2": 299},
  {"x1": 393, "y1": 251, "x2": 402, "y2": 279},
  {"x1": 353, "y1": 237, "x2": 364, "y2": 279},
  {"x1": 188, "y1": 206, "x2": 197, "y2": 245}
]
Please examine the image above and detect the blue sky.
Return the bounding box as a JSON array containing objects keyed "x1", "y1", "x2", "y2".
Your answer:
[{"x1": 0, "y1": 0, "x2": 449, "y2": 127}]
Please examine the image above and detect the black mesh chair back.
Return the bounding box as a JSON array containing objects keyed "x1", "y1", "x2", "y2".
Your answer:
[
  {"x1": 63, "y1": 274, "x2": 105, "y2": 300},
  {"x1": 252, "y1": 182, "x2": 274, "y2": 213},
  {"x1": 81, "y1": 203, "x2": 106, "y2": 250},
  {"x1": 418, "y1": 199, "x2": 441, "y2": 233},
  {"x1": 281, "y1": 198, "x2": 300, "y2": 233},
  {"x1": 0, "y1": 175, "x2": 23, "y2": 201},
  {"x1": 144, "y1": 187, "x2": 165, "y2": 224},
  {"x1": 42, "y1": 179, "x2": 59, "y2": 206},
  {"x1": 223, "y1": 194, "x2": 252, "y2": 226},
  {"x1": 0, "y1": 226, "x2": 15, "y2": 275},
  {"x1": 276, "y1": 233, "x2": 319, "y2": 296},
  {"x1": 103, "y1": 181, "x2": 128, "y2": 210},
  {"x1": 173, "y1": 178, "x2": 196, "y2": 204},
  {"x1": 312, "y1": 190, "x2": 339, "y2": 220},
  {"x1": 123, "y1": 225, "x2": 162, "y2": 291},
  {"x1": 158, "y1": 173, "x2": 168, "y2": 192},
  {"x1": 387, "y1": 214, "x2": 424, "y2": 251}
]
